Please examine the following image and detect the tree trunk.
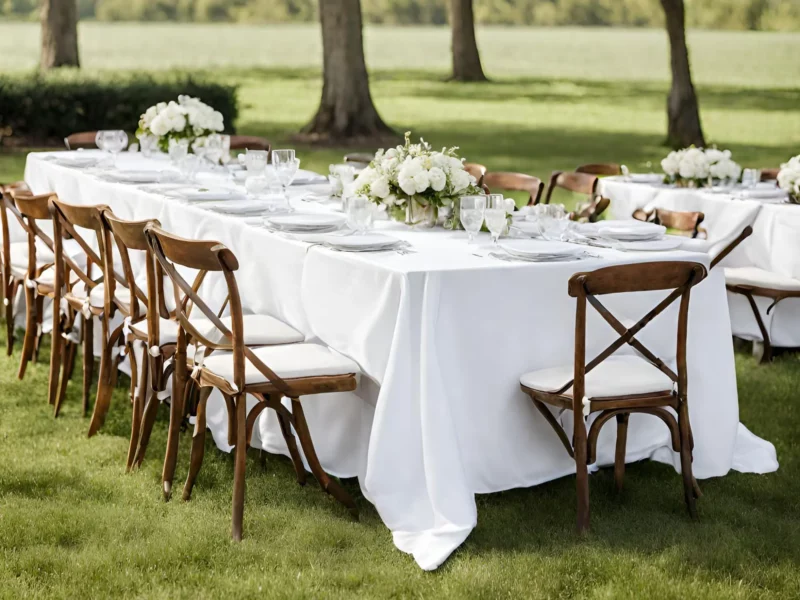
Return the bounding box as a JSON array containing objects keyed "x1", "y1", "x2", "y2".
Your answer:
[
  {"x1": 40, "y1": 0, "x2": 80, "y2": 69},
  {"x1": 660, "y1": 0, "x2": 704, "y2": 148},
  {"x1": 449, "y1": 0, "x2": 487, "y2": 82},
  {"x1": 301, "y1": 0, "x2": 392, "y2": 142}
]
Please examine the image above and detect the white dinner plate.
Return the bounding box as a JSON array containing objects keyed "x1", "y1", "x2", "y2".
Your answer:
[
  {"x1": 616, "y1": 238, "x2": 684, "y2": 251},
  {"x1": 292, "y1": 170, "x2": 328, "y2": 186},
  {"x1": 179, "y1": 189, "x2": 246, "y2": 202},
  {"x1": 322, "y1": 233, "x2": 400, "y2": 251},
  {"x1": 499, "y1": 239, "x2": 582, "y2": 259},
  {"x1": 102, "y1": 170, "x2": 163, "y2": 184},
  {"x1": 201, "y1": 200, "x2": 272, "y2": 215},
  {"x1": 578, "y1": 220, "x2": 666, "y2": 241},
  {"x1": 267, "y1": 213, "x2": 346, "y2": 231},
  {"x1": 629, "y1": 173, "x2": 662, "y2": 184},
  {"x1": 509, "y1": 221, "x2": 542, "y2": 237},
  {"x1": 53, "y1": 156, "x2": 100, "y2": 168},
  {"x1": 736, "y1": 189, "x2": 787, "y2": 200}
]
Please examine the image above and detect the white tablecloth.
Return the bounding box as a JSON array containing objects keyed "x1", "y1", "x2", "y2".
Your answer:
[
  {"x1": 25, "y1": 153, "x2": 778, "y2": 570},
  {"x1": 600, "y1": 177, "x2": 800, "y2": 346}
]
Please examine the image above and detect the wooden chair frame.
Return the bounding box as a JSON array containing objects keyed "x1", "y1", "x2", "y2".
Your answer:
[
  {"x1": 1, "y1": 183, "x2": 32, "y2": 356},
  {"x1": 521, "y1": 261, "x2": 708, "y2": 532},
  {"x1": 544, "y1": 171, "x2": 599, "y2": 205},
  {"x1": 464, "y1": 163, "x2": 488, "y2": 188},
  {"x1": 633, "y1": 208, "x2": 707, "y2": 239},
  {"x1": 484, "y1": 171, "x2": 543, "y2": 206},
  {"x1": 229, "y1": 135, "x2": 271, "y2": 152},
  {"x1": 576, "y1": 163, "x2": 622, "y2": 176},
  {"x1": 145, "y1": 224, "x2": 358, "y2": 540},
  {"x1": 571, "y1": 196, "x2": 610, "y2": 223}
]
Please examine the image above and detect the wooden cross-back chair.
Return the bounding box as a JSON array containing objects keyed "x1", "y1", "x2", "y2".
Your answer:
[
  {"x1": 544, "y1": 171, "x2": 599, "y2": 205},
  {"x1": 570, "y1": 196, "x2": 610, "y2": 223},
  {"x1": 576, "y1": 163, "x2": 622, "y2": 176},
  {"x1": 343, "y1": 152, "x2": 374, "y2": 168},
  {"x1": 101, "y1": 211, "x2": 181, "y2": 471},
  {"x1": 633, "y1": 208, "x2": 707, "y2": 239},
  {"x1": 64, "y1": 131, "x2": 100, "y2": 150},
  {"x1": 145, "y1": 224, "x2": 360, "y2": 541},
  {"x1": 229, "y1": 135, "x2": 271, "y2": 152},
  {"x1": 520, "y1": 260, "x2": 708, "y2": 532},
  {"x1": 48, "y1": 198, "x2": 135, "y2": 428},
  {"x1": 1, "y1": 183, "x2": 33, "y2": 356},
  {"x1": 464, "y1": 163, "x2": 487, "y2": 188},
  {"x1": 484, "y1": 172, "x2": 544, "y2": 206},
  {"x1": 760, "y1": 168, "x2": 779, "y2": 181}
]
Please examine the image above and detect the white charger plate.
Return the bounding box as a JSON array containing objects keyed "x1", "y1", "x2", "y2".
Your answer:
[
  {"x1": 179, "y1": 189, "x2": 246, "y2": 202},
  {"x1": 629, "y1": 173, "x2": 662, "y2": 183},
  {"x1": 616, "y1": 238, "x2": 684, "y2": 251},
  {"x1": 267, "y1": 213, "x2": 346, "y2": 231},
  {"x1": 499, "y1": 239, "x2": 582, "y2": 259},
  {"x1": 103, "y1": 170, "x2": 163, "y2": 184},
  {"x1": 54, "y1": 156, "x2": 100, "y2": 168},
  {"x1": 509, "y1": 221, "x2": 542, "y2": 236},
  {"x1": 202, "y1": 200, "x2": 271, "y2": 215},
  {"x1": 322, "y1": 233, "x2": 400, "y2": 251}
]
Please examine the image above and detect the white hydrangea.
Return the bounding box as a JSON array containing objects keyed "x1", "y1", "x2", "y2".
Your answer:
[
  {"x1": 661, "y1": 146, "x2": 741, "y2": 185},
  {"x1": 137, "y1": 96, "x2": 225, "y2": 150},
  {"x1": 778, "y1": 155, "x2": 800, "y2": 199}
]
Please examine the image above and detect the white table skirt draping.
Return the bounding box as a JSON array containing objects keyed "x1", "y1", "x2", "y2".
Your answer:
[
  {"x1": 599, "y1": 177, "x2": 800, "y2": 347},
  {"x1": 25, "y1": 153, "x2": 778, "y2": 571}
]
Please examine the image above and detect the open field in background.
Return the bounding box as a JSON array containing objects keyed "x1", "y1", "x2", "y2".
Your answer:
[{"x1": 1, "y1": 22, "x2": 800, "y2": 598}]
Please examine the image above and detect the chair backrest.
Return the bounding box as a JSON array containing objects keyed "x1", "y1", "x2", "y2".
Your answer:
[
  {"x1": 64, "y1": 131, "x2": 99, "y2": 150},
  {"x1": 48, "y1": 198, "x2": 112, "y2": 314},
  {"x1": 101, "y1": 210, "x2": 161, "y2": 324},
  {"x1": 576, "y1": 163, "x2": 622, "y2": 176},
  {"x1": 344, "y1": 152, "x2": 374, "y2": 167},
  {"x1": 144, "y1": 224, "x2": 292, "y2": 396},
  {"x1": 570, "y1": 196, "x2": 610, "y2": 223},
  {"x1": 634, "y1": 208, "x2": 706, "y2": 239},
  {"x1": 464, "y1": 163, "x2": 487, "y2": 187},
  {"x1": 484, "y1": 172, "x2": 544, "y2": 206},
  {"x1": 561, "y1": 261, "x2": 707, "y2": 407},
  {"x1": 229, "y1": 135, "x2": 270, "y2": 152},
  {"x1": 11, "y1": 191, "x2": 58, "y2": 282},
  {"x1": 544, "y1": 171, "x2": 599, "y2": 204},
  {"x1": 760, "y1": 168, "x2": 779, "y2": 181}
]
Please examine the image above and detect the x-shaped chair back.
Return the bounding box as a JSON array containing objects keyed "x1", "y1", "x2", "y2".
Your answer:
[
  {"x1": 144, "y1": 224, "x2": 293, "y2": 398},
  {"x1": 544, "y1": 171, "x2": 599, "y2": 205},
  {"x1": 11, "y1": 192, "x2": 58, "y2": 286},
  {"x1": 484, "y1": 171, "x2": 544, "y2": 206},
  {"x1": 564, "y1": 261, "x2": 708, "y2": 411},
  {"x1": 633, "y1": 208, "x2": 707, "y2": 240},
  {"x1": 464, "y1": 162, "x2": 488, "y2": 187}
]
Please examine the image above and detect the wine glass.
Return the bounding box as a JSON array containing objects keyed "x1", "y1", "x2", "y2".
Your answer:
[
  {"x1": 243, "y1": 149, "x2": 268, "y2": 174},
  {"x1": 95, "y1": 130, "x2": 128, "y2": 167},
  {"x1": 138, "y1": 134, "x2": 158, "y2": 159},
  {"x1": 484, "y1": 194, "x2": 507, "y2": 245},
  {"x1": 168, "y1": 138, "x2": 189, "y2": 166},
  {"x1": 742, "y1": 168, "x2": 761, "y2": 188},
  {"x1": 537, "y1": 204, "x2": 570, "y2": 241},
  {"x1": 346, "y1": 195, "x2": 373, "y2": 234},
  {"x1": 273, "y1": 150, "x2": 299, "y2": 212},
  {"x1": 204, "y1": 133, "x2": 225, "y2": 167},
  {"x1": 459, "y1": 195, "x2": 486, "y2": 243}
]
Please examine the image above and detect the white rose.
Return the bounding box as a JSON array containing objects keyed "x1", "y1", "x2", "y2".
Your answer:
[
  {"x1": 354, "y1": 167, "x2": 378, "y2": 188},
  {"x1": 661, "y1": 152, "x2": 680, "y2": 176},
  {"x1": 370, "y1": 176, "x2": 391, "y2": 199},
  {"x1": 504, "y1": 198, "x2": 516, "y2": 214},
  {"x1": 412, "y1": 171, "x2": 430, "y2": 193},
  {"x1": 451, "y1": 169, "x2": 471, "y2": 192},
  {"x1": 398, "y1": 174, "x2": 417, "y2": 196},
  {"x1": 428, "y1": 167, "x2": 446, "y2": 191},
  {"x1": 678, "y1": 158, "x2": 696, "y2": 180}
]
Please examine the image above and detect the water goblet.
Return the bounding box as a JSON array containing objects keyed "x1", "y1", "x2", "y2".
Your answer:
[
  {"x1": 168, "y1": 138, "x2": 189, "y2": 166},
  {"x1": 243, "y1": 149, "x2": 268, "y2": 174},
  {"x1": 273, "y1": 150, "x2": 299, "y2": 212},
  {"x1": 178, "y1": 154, "x2": 201, "y2": 183},
  {"x1": 484, "y1": 194, "x2": 507, "y2": 245},
  {"x1": 742, "y1": 168, "x2": 761, "y2": 188},
  {"x1": 346, "y1": 195, "x2": 374, "y2": 234},
  {"x1": 95, "y1": 130, "x2": 128, "y2": 167},
  {"x1": 459, "y1": 195, "x2": 486, "y2": 243},
  {"x1": 204, "y1": 133, "x2": 225, "y2": 167},
  {"x1": 139, "y1": 134, "x2": 158, "y2": 159}
]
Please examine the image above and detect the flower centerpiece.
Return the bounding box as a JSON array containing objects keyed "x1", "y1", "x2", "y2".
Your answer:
[
  {"x1": 778, "y1": 155, "x2": 800, "y2": 204},
  {"x1": 661, "y1": 146, "x2": 741, "y2": 187},
  {"x1": 135, "y1": 95, "x2": 225, "y2": 153},
  {"x1": 353, "y1": 132, "x2": 482, "y2": 227}
]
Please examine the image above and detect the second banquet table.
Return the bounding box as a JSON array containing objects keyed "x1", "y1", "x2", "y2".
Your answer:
[{"x1": 24, "y1": 152, "x2": 779, "y2": 571}]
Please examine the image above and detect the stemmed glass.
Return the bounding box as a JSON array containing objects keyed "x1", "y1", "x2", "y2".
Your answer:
[
  {"x1": 168, "y1": 138, "x2": 189, "y2": 166},
  {"x1": 95, "y1": 130, "x2": 128, "y2": 167},
  {"x1": 484, "y1": 194, "x2": 507, "y2": 245},
  {"x1": 242, "y1": 149, "x2": 268, "y2": 198},
  {"x1": 535, "y1": 204, "x2": 570, "y2": 241},
  {"x1": 346, "y1": 195, "x2": 373, "y2": 234},
  {"x1": 203, "y1": 133, "x2": 225, "y2": 167},
  {"x1": 742, "y1": 168, "x2": 761, "y2": 189},
  {"x1": 460, "y1": 195, "x2": 486, "y2": 243},
  {"x1": 273, "y1": 149, "x2": 299, "y2": 212}
]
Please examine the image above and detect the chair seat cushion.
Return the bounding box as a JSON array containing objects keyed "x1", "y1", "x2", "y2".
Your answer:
[
  {"x1": 8, "y1": 239, "x2": 85, "y2": 280},
  {"x1": 520, "y1": 355, "x2": 673, "y2": 399},
  {"x1": 725, "y1": 267, "x2": 800, "y2": 292},
  {"x1": 130, "y1": 314, "x2": 304, "y2": 347},
  {"x1": 201, "y1": 343, "x2": 359, "y2": 385}
]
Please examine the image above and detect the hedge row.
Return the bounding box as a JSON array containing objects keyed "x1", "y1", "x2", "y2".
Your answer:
[{"x1": 0, "y1": 72, "x2": 238, "y2": 145}]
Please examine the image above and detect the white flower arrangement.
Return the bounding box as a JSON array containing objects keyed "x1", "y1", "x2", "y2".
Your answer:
[
  {"x1": 136, "y1": 95, "x2": 225, "y2": 153},
  {"x1": 353, "y1": 132, "x2": 482, "y2": 223},
  {"x1": 778, "y1": 155, "x2": 800, "y2": 203},
  {"x1": 661, "y1": 146, "x2": 742, "y2": 187}
]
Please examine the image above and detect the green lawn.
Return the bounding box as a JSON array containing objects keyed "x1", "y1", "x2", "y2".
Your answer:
[{"x1": 1, "y1": 23, "x2": 800, "y2": 599}]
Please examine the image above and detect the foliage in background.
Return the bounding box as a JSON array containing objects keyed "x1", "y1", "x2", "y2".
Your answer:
[
  {"x1": 2, "y1": 0, "x2": 800, "y2": 30},
  {"x1": 0, "y1": 71, "x2": 237, "y2": 143}
]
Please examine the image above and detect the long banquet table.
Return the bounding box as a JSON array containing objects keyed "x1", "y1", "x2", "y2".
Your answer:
[{"x1": 24, "y1": 152, "x2": 779, "y2": 570}]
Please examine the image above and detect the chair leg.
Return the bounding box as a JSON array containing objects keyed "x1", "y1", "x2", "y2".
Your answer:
[
  {"x1": 274, "y1": 397, "x2": 307, "y2": 486},
  {"x1": 231, "y1": 392, "x2": 247, "y2": 541},
  {"x1": 183, "y1": 387, "x2": 211, "y2": 501},
  {"x1": 33, "y1": 294, "x2": 45, "y2": 363},
  {"x1": 53, "y1": 341, "x2": 76, "y2": 418},
  {"x1": 678, "y1": 402, "x2": 698, "y2": 520},
  {"x1": 88, "y1": 318, "x2": 117, "y2": 437},
  {"x1": 47, "y1": 311, "x2": 65, "y2": 407},
  {"x1": 17, "y1": 285, "x2": 37, "y2": 380},
  {"x1": 5, "y1": 280, "x2": 16, "y2": 356},
  {"x1": 126, "y1": 343, "x2": 148, "y2": 472},
  {"x1": 290, "y1": 398, "x2": 358, "y2": 518},
  {"x1": 743, "y1": 292, "x2": 773, "y2": 364},
  {"x1": 573, "y1": 414, "x2": 591, "y2": 534},
  {"x1": 614, "y1": 412, "x2": 629, "y2": 493},
  {"x1": 133, "y1": 385, "x2": 162, "y2": 469},
  {"x1": 161, "y1": 345, "x2": 187, "y2": 500},
  {"x1": 82, "y1": 316, "x2": 94, "y2": 417}
]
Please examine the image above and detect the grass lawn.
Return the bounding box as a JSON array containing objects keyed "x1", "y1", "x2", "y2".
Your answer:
[{"x1": 1, "y1": 22, "x2": 799, "y2": 599}]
